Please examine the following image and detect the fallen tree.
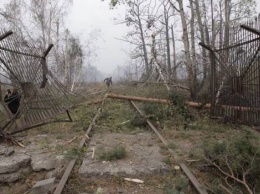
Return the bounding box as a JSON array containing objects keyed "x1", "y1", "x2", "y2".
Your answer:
[{"x1": 107, "y1": 93, "x2": 211, "y2": 108}]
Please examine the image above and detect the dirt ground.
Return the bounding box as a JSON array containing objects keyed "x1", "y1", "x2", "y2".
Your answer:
[
  {"x1": 0, "y1": 84, "x2": 259, "y2": 194},
  {"x1": 79, "y1": 133, "x2": 169, "y2": 177}
]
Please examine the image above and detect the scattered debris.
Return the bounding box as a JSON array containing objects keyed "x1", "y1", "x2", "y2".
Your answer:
[
  {"x1": 124, "y1": 178, "x2": 144, "y2": 184},
  {"x1": 65, "y1": 136, "x2": 78, "y2": 144},
  {"x1": 30, "y1": 177, "x2": 56, "y2": 194},
  {"x1": 4, "y1": 148, "x2": 15, "y2": 157},
  {"x1": 31, "y1": 154, "x2": 57, "y2": 172},
  {"x1": 92, "y1": 147, "x2": 95, "y2": 159},
  {"x1": 174, "y1": 165, "x2": 180, "y2": 170}
]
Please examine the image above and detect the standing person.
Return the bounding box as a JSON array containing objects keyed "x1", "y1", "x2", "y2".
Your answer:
[
  {"x1": 4, "y1": 88, "x2": 21, "y2": 114},
  {"x1": 104, "y1": 77, "x2": 112, "y2": 87}
]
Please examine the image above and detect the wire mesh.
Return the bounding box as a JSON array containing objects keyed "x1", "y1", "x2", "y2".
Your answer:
[
  {"x1": 210, "y1": 15, "x2": 260, "y2": 125},
  {"x1": 0, "y1": 29, "x2": 73, "y2": 134}
]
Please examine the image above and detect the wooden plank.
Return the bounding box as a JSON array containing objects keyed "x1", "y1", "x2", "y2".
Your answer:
[
  {"x1": 241, "y1": 24, "x2": 260, "y2": 36},
  {"x1": 53, "y1": 159, "x2": 77, "y2": 194},
  {"x1": 0, "y1": 31, "x2": 13, "y2": 41},
  {"x1": 180, "y1": 163, "x2": 208, "y2": 194}
]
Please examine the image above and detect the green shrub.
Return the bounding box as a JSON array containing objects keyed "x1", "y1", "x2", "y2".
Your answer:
[
  {"x1": 168, "y1": 92, "x2": 194, "y2": 122},
  {"x1": 130, "y1": 115, "x2": 147, "y2": 127},
  {"x1": 175, "y1": 176, "x2": 189, "y2": 191},
  {"x1": 143, "y1": 102, "x2": 165, "y2": 121},
  {"x1": 162, "y1": 157, "x2": 171, "y2": 165},
  {"x1": 98, "y1": 146, "x2": 127, "y2": 161},
  {"x1": 203, "y1": 131, "x2": 260, "y2": 193},
  {"x1": 64, "y1": 147, "x2": 83, "y2": 159}
]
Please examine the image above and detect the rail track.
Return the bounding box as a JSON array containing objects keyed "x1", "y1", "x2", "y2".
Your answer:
[{"x1": 53, "y1": 92, "x2": 208, "y2": 194}]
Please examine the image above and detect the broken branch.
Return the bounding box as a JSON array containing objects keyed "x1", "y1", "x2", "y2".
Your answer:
[
  {"x1": 92, "y1": 148, "x2": 95, "y2": 159},
  {"x1": 123, "y1": 178, "x2": 144, "y2": 184},
  {"x1": 66, "y1": 136, "x2": 78, "y2": 144}
]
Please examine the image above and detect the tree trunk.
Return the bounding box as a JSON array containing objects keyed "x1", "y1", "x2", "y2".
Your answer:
[
  {"x1": 164, "y1": 6, "x2": 171, "y2": 78},
  {"x1": 170, "y1": 0, "x2": 196, "y2": 100},
  {"x1": 151, "y1": 33, "x2": 170, "y2": 91},
  {"x1": 189, "y1": 0, "x2": 197, "y2": 95},
  {"x1": 171, "y1": 25, "x2": 177, "y2": 80},
  {"x1": 194, "y1": 0, "x2": 208, "y2": 90},
  {"x1": 137, "y1": 14, "x2": 149, "y2": 76}
]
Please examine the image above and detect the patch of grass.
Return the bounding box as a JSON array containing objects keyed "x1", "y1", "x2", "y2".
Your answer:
[
  {"x1": 130, "y1": 115, "x2": 147, "y2": 127},
  {"x1": 174, "y1": 132, "x2": 192, "y2": 139},
  {"x1": 162, "y1": 157, "x2": 171, "y2": 165},
  {"x1": 168, "y1": 92, "x2": 193, "y2": 121},
  {"x1": 143, "y1": 102, "x2": 165, "y2": 121},
  {"x1": 163, "y1": 175, "x2": 189, "y2": 194},
  {"x1": 98, "y1": 146, "x2": 127, "y2": 161},
  {"x1": 175, "y1": 176, "x2": 189, "y2": 191},
  {"x1": 19, "y1": 169, "x2": 31, "y2": 182},
  {"x1": 64, "y1": 147, "x2": 83, "y2": 159},
  {"x1": 167, "y1": 142, "x2": 177, "y2": 149},
  {"x1": 36, "y1": 139, "x2": 51, "y2": 149},
  {"x1": 129, "y1": 127, "x2": 144, "y2": 135}
]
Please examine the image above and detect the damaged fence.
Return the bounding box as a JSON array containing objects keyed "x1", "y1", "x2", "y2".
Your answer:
[{"x1": 200, "y1": 15, "x2": 260, "y2": 125}]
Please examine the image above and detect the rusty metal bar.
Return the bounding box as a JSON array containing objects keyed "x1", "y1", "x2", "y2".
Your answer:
[
  {"x1": 43, "y1": 44, "x2": 54, "y2": 58},
  {"x1": 0, "y1": 31, "x2": 13, "y2": 41},
  {"x1": 241, "y1": 24, "x2": 260, "y2": 36},
  {"x1": 241, "y1": 44, "x2": 260, "y2": 78},
  {"x1": 215, "y1": 37, "x2": 260, "y2": 52},
  {"x1": 0, "y1": 56, "x2": 20, "y2": 83},
  {"x1": 66, "y1": 110, "x2": 72, "y2": 122},
  {"x1": 0, "y1": 46, "x2": 43, "y2": 58},
  {"x1": 9, "y1": 119, "x2": 73, "y2": 135}
]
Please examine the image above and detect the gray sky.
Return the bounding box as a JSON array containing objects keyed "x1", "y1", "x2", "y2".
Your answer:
[
  {"x1": 66, "y1": 1, "x2": 130, "y2": 75},
  {"x1": 67, "y1": 0, "x2": 260, "y2": 75}
]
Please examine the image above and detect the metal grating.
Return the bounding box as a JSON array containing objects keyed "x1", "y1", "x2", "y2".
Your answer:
[
  {"x1": 200, "y1": 15, "x2": 260, "y2": 125},
  {"x1": 0, "y1": 30, "x2": 73, "y2": 134}
]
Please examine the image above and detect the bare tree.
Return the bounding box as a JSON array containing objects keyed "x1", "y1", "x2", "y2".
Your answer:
[
  {"x1": 118, "y1": 0, "x2": 158, "y2": 78},
  {"x1": 0, "y1": 0, "x2": 101, "y2": 92},
  {"x1": 169, "y1": 0, "x2": 197, "y2": 99}
]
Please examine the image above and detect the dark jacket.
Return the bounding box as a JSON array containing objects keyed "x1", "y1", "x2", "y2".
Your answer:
[{"x1": 4, "y1": 92, "x2": 20, "y2": 114}]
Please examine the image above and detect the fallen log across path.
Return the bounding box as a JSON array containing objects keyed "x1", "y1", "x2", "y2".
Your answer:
[
  {"x1": 108, "y1": 93, "x2": 260, "y2": 111},
  {"x1": 107, "y1": 93, "x2": 211, "y2": 109}
]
